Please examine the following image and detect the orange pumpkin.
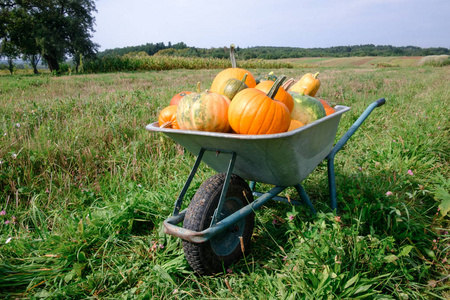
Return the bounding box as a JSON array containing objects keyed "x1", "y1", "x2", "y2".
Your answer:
[
  {"x1": 288, "y1": 119, "x2": 305, "y2": 131},
  {"x1": 177, "y1": 83, "x2": 231, "y2": 132},
  {"x1": 255, "y1": 80, "x2": 294, "y2": 112},
  {"x1": 170, "y1": 91, "x2": 192, "y2": 106},
  {"x1": 228, "y1": 76, "x2": 291, "y2": 135},
  {"x1": 319, "y1": 99, "x2": 336, "y2": 116},
  {"x1": 210, "y1": 45, "x2": 256, "y2": 93},
  {"x1": 289, "y1": 72, "x2": 320, "y2": 96},
  {"x1": 158, "y1": 105, "x2": 179, "y2": 129}
]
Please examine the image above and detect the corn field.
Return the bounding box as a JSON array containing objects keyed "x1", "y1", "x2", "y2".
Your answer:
[{"x1": 84, "y1": 53, "x2": 293, "y2": 73}]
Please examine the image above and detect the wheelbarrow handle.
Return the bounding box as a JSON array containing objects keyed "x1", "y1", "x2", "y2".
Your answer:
[
  {"x1": 376, "y1": 98, "x2": 386, "y2": 107},
  {"x1": 326, "y1": 98, "x2": 386, "y2": 211},
  {"x1": 327, "y1": 98, "x2": 386, "y2": 159}
]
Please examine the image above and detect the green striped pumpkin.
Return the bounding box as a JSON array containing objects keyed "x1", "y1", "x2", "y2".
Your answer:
[{"x1": 176, "y1": 83, "x2": 231, "y2": 132}]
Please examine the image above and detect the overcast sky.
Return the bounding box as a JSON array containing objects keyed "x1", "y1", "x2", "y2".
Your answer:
[{"x1": 92, "y1": 0, "x2": 449, "y2": 51}]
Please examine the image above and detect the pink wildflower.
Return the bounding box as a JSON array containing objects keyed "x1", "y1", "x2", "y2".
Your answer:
[
  {"x1": 407, "y1": 170, "x2": 414, "y2": 176},
  {"x1": 288, "y1": 215, "x2": 295, "y2": 221},
  {"x1": 386, "y1": 191, "x2": 393, "y2": 196},
  {"x1": 227, "y1": 268, "x2": 232, "y2": 274},
  {"x1": 5, "y1": 220, "x2": 10, "y2": 225},
  {"x1": 151, "y1": 242, "x2": 158, "y2": 251},
  {"x1": 0, "y1": 210, "x2": 5, "y2": 216}
]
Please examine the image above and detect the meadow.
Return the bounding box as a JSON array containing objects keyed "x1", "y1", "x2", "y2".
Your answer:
[{"x1": 0, "y1": 57, "x2": 449, "y2": 299}]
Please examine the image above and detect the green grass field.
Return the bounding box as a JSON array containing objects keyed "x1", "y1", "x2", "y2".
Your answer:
[{"x1": 0, "y1": 58, "x2": 449, "y2": 299}]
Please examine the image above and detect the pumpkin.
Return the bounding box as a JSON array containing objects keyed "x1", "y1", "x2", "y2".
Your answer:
[
  {"x1": 255, "y1": 80, "x2": 294, "y2": 112},
  {"x1": 210, "y1": 45, "x2": 256, "y2": 93},
  {"x1": 158, "y1": 105, "x2": 179, "y2": 129},
  {"x1": 176, "y1": 83, "x2": 231, "y2": 132},
  {"x1": 289, "y1": 72, "x2": 321, "y2": 96},
  {"x1": 228, "y1": 76, "x2": 291, "y2": 135},
  {"x1": 319, "y1": 99, "x2": 336, "y2": 115},
  {"x1": 170, "y1": 91, "x2": 192, "y2": 106},
  {"x1": 288, "y1": 119, "x2": 305, "y2": 131},
  {"x1": 255, "y1": 71, "x2": 278, "y2": 84},
  {"x1": 216, "y1": 73, "x2": 248, "y2": 100},
  {"x1": 290, "y1": 92, "x2": 326, "y2": 125}
]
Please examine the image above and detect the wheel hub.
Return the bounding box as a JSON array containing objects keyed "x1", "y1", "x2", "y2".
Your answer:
[{"x1": 210, "y1": 197, "x2": 245, "y2": 256}]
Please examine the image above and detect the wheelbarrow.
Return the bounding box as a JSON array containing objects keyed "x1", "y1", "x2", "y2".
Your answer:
[{"x1": 145, "y1": 98, "x2": 386, "y2": 275}]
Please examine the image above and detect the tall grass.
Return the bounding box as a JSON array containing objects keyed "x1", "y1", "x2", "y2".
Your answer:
[
  {"x1": 0, "y1": 63, "x2": 449, "y2": 298},
  {"x1": 418, "y1": 55, "x2": 450, "y2": 67}
]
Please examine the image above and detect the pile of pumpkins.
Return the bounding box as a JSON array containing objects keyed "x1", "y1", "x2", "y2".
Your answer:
[{"x1": 158, "y1": 66, "x2": 336, "y2": 135}]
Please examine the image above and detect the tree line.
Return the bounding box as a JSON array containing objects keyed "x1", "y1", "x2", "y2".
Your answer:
[
  {"x1": 0, "y1": 0, "x2": 97, "y2": 74},
  {"x1": 98, "y1": 43, "x2": 449, "y2": 60}
]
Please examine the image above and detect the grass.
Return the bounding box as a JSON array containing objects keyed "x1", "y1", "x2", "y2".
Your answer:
[{"x1": 0, "y1": 59, "x2": 449, "y2": 299}]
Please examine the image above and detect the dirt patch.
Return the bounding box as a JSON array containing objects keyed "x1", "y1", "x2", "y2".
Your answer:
[
  {"x1": 398, "y1": 56, "x2": 422, "y2": 60},
  {"x1": 351, "y1": 58, "x2": 375, "y2": 66}
]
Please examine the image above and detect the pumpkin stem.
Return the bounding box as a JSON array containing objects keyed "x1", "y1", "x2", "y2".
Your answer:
[
  {"x1": 241, "y1": 73, "x2": 248, "y2": 84},
  {"x1": 160, "y1": 121, "x2": 173, "y2": 128},
  {"x1": 267, "y1": 75, "x2": 287, "y2": 99},
  {"x1": 282, "y1": 78, "x2": 296, "y2": 91},
  {"x1": 196, "y1": 82, "x2": 202, "y2": 93},
  {"x1": 230, "y1": 44, "x2": 237, "y2": 68},
  {"x1": 313, "y1": 72, "x2": 320, "y2": 79}
]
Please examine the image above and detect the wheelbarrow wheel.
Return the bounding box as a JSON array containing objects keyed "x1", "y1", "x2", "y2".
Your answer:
[{"x1": 182, "y1": 173, "x2": 254, "y2": 275}]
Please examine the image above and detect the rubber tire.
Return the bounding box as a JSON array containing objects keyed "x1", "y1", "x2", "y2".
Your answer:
[{"x1": 182, "y1": 173, "x2": 254, "y2": 275}]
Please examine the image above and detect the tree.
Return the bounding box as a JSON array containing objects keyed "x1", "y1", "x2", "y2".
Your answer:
[
  {"x1": 0, "y1": 2, "x2": 19, "y2": 74},
  {"x1": 0, "y1": 38, "x2": 19, "y2": 74},
  {"x1": 0, "y1": 0, "x2": 98, "y2": 72}
]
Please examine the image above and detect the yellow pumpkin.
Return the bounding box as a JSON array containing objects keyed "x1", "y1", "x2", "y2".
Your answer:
[{"x1": 289, "y1": 72, "x2": 320, "y2": 96}]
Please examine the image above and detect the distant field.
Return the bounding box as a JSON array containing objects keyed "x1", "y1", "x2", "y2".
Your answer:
[{"x1": 277, "y1": 56, "x2": 425, "y2": 68}]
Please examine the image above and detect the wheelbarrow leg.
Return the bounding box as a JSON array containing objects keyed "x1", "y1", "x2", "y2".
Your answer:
[
  {"x1": 327, "y1": 158, "x2": 338, "y2": 211},
  {"x1": 295, "y1": 184, "x2": 317, "y2": 214},
  {"x1": 173, "y1": 148, "x2": 206, "y2": 215}
]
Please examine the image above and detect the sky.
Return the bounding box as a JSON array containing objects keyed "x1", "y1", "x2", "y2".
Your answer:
[{"x1": 92, "y1": 0, "x2": 449, "y2": 51}]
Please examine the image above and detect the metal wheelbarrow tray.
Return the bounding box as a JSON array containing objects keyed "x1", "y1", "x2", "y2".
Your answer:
[{"x1": 145, "y1": 98, "x2": 385, "y2": 275}]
